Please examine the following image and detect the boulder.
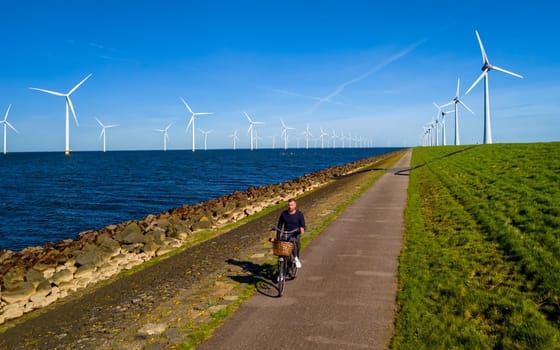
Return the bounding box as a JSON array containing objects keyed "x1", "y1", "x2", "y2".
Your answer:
[
  {"x1": 114, "y1": 222, "x2": 145, "y2": 244},
  {"x1": 75, "y1": 249, "x2": 104, "y2": 268},
  {"x1": 1, "y1": 301, "x2": 25, "y2": 321},
  {"x1": 26, "y1": 268, "x2": 47, "y2": 288},
  {"x1": 50, "y1": 268, "x2": 74, "y2": 286},
  {"x1": 1, "y1": 281, "x2": 35, "y2": 304},
  {"x1": 98, "y1": 238, "x2": 121, "y2": 258}
]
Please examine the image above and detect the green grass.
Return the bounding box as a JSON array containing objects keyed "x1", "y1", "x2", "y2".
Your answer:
[{"x1": 393, "y1": 143, "x2": 560, "y2": 349}]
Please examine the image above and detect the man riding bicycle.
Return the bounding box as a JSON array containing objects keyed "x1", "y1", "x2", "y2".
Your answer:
[{"x1": 276, "y1": 198, "x2": 306, "y2": 268}]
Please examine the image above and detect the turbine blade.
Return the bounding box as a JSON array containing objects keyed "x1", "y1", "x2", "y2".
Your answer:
[
  {"x1": 475, "y1": 30, "x2": 489, "y2": 64},
  {"x1": 186, "y1": 116, "x2": 194, "y2": 131},
  {"x1": 180, "y1": 98, "x2": 194, "y2": 114},
  {"x1": 432, "y1": 102, "x2": 441, "y2": 109},
  {"x1": 99, "y1": 128, "x2": 105, "y2": 139},
  {"x1": 68, "y1": 73, "x2": 92, "y2": 95},
  {"x1": 3, "y1": 104, "x2": 11, "y2": 121},
  {"x1": 95, "y1": 118, "x2": 104, "y2": 127},
  {"x1": 440, "y1": 101, "x2": 454, "y2": 108},
  {"x1": 253, "y1": 121, "x2": 264, "y2": 125},
  {"x1": 465, "y1": 70, "x2": 487, "y2": 95},
  {"x1": 195, "y1": 112, "x2": 212, "y2": 116},
  {"x1": 491, "y1": 65, "x2": 524, "y2": 79},
  {"x1": 456, "y1": 78, "x2": 461, "y2": 97},
  {"x1": 459, "y1": 100, "x2": 475, "y2": 114},
  {"x1": 29, "y1": 87, "x2": 65, "y2": 96},
  {"x1": 6, "y1": 121, "x2": 18, "y2": 133},
  {"x1": 66, "y1": 97, "x2": 79, "y2": 127},
  {"x1": 244, "y1": 111, "x2": 253, "y2": 123},
  {"x1": 165, "y1": 123, "x2": 172, "y2": 130}
]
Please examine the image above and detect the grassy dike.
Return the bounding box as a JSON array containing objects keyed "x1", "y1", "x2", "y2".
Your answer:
[
  {"x1": 393, "y1": 143, "x2": 560, "y2": 349},
  {"x1": 178, "y1": 151, "x2": 406, "y2": 349}
]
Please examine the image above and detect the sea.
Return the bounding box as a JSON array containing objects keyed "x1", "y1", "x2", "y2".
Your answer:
[{"x1": 0, "y1": 148, "x2": 402, "y2": 252}]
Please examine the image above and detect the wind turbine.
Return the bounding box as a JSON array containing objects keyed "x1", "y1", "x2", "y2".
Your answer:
[
  {"x1": 180, "y1": 98, "x2": 212, "y2": 152},
  {"x1": 228, "y1": 129, "x2": 239, "y2": 150},
  {"x1": 303, "y1": 124, "x2": 312, "y2": 150},
  {"x1": 245, "y1": 112, "x2": 264, "y2": 151},
  {"x1": 319, "y1": 127, "x2": 328, "y2": 149},
  {"x1": 331, "y1": 129, "x2": 338, "y2": 148},
  {"x1": 199, "y1": 129, "x2": 213, "y2": 151},
  {"x1": 280, "y1": 119, "x2": 295, "y2": 150},
  {"x1": 465, "y1": 30, "x2": 523, "y2": 144},
  {"x1": 95, "y1": 118, "x2": 118, "y2": 152},
  {"x1": 433, "y1": 103, "x2": 455, "y2": 146},
  {"x1": 155, "y1": 123, "x2": 172, "y2": 151},
  {"x1": 29, "y1": 73, "x2": 92, "y2": 155},
  {"x1": 441, "y1": 78, "x2": 474, "y2": 145},
  {"x1": 269, "y1": 135, "x2": 276, "y2": 150},
  {"x1": 1, "y1": 104, "x2": 18, "y2": 155}
]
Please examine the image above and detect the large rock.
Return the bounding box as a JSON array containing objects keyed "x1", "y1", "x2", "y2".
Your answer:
[
  {"x1": 98, "y1": 238, "x2": 121, "y2": 258},
  {"x1": 75, "y1": 249, "x2": 104, "y2": 268},
  {"x1": 1, "y1": 301, "x2": 25, "y2": 321},
  {"x1": 50, "y1": 268, "x2": 74, "y2": 286},
  {"x1": 26, "y1": 268, "x2": 47, "y2": 288},
  {"x1": 1, "y1": 281, "x2": 35, "y2": 304},
  {"x1": 114, "y1": 222, "x2": 145, "y2": 244}
]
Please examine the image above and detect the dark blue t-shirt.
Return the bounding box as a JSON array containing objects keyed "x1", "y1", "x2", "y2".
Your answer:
[{"x1": 277, "y1": 209, "x2": 306, "y2": 237}]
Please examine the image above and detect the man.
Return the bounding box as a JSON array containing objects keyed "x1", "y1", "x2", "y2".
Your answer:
[{"x1": 276, "y1": 198, "x2": 306, "y2": 268}]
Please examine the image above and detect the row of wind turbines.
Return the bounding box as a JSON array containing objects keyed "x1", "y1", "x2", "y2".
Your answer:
[
  {"x1": 423, "y1": 30, "x2": 523, "y2": 147},
  {"x1": 2, "y1": 73, "x2": 372, "y2": 154}
]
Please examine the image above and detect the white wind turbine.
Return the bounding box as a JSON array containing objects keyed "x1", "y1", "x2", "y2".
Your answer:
[
  {"x1": 303, "y1": 124, "x2": 312, "y2": 149},
  {"x1": 319, "y1": 127, "x2": 328, "y2": 149},
  {"x1": 95, "y1": 118, "x2": 119, "y2": 152},
  {"x1": 228, "y1": 129, "x2": 239, "y2": 150},
  {"x1": 30, "y1": 73, "x2": 92, "y2": 155},
  {"x1": 199, "y1": 129, "x2": 213, "y2": 151},
  {"x1": 269, "y1": 135, "x2": 276, "y2": 150},
  {"x1": 245, "y1": 112, "x2": 264, "y2": 151},
  {"x1": 331, "y1": 129, "x2": 338, "y2": 148},
  {"x1": 1, "y1": 104, "x2": 18, "y2": 155},
  {"x1": 465, "y1": 30, "x2": 523, "y2": 144},
  {"x1": 441, "y1": 78, "x2": 474, "y2": 145},
  {"x1": 433, "y1": 103, "x2": 455, "y2": 146},
  {"x1": 155, "y1": 123, "x2": 172, "y2": 151},
  {"x1": 180, "y1": 98, "x2": 212, "y2": 152},
  {"x1": 280, "y1": 119, "x2": 295, "y2": 150}
]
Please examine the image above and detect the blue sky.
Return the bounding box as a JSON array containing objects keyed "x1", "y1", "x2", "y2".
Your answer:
[{"x1": 1, "y1": 0, "x2": 558, "y2": 152}]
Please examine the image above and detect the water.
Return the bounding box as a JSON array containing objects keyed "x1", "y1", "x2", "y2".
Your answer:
[{"x1": 0, "y1": 148, "x2": 401, "y2": 251}]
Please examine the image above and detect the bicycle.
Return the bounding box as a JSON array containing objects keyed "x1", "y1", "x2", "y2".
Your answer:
[{"x1": 269, "y1": 228, "x2": 300, "y2": 297}]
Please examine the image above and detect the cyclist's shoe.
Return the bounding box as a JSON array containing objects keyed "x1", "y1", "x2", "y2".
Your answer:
[{"x1": 294, "y1": 257, "x2": 302, "y2": 268}]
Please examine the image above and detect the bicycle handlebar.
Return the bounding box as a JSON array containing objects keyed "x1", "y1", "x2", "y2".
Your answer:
[{"x1": 270, "y1": 227, "x2": 300, "y2": 234}]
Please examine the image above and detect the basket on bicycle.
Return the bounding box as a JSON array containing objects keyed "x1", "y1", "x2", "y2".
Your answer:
[{"x1": 272, "y1": 240, "x2": 294, "y2": 256}]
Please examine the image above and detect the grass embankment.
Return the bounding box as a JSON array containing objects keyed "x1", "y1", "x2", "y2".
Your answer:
[{"x1": 393, "y1": 143, "x2": 560, "y2": 349}]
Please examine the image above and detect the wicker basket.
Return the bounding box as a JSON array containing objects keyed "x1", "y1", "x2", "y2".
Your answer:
[{"x1": 272, "y1": 240, "x2": 294, "y2": 256}]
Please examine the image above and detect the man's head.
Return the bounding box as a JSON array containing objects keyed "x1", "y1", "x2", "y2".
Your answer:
[{"x1": 287, "y1": 198, "x2": 297, "y2": 213}]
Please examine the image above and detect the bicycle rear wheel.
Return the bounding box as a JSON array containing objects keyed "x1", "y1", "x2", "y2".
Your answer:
[{"x1": 287, "y1": 258, "x2": 298, "y2": 279}]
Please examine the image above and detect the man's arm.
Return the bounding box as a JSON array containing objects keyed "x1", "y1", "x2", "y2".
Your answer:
[{"x1": 299, "y1": 212, "x2": 306, "y2": 235}]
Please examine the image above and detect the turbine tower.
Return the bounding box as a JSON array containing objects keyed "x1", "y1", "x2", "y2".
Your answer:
[
  {"x1": 30, "y1": 73, "x2": 92, "y2": 155},
  {"x1": 95, "y1": 118, "x2": 118, "y2": 152},
  {"x1": 1, "y1": 104, "x2": 18, "y2": 155},
  {"x1": 465, "y1": 30, "x2": 523, "y2": 144},
  {"x1": 319, "y1": 127, "x2": 328, "y2": 149},
  {"x1": 280, "y1": 119, "x2": 294, "y2": 150},
  {"x1": 245, "y1": 112, "x2": 264, "y2": 151},
  {"x1": 180, "y1": 98, "x2": 212, "y2": 152},
  {"x1": 155, "y1": 123, "x2": 172, "y2": 151},
  {"x1": 199, "y1": 129, "x2": 213, "y2": 151},
  {"x1": 441, "y1": 78, "x2": 474, "y2": 145}
]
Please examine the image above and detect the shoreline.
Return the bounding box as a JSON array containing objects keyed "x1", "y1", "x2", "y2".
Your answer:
[{"x1": 0, "y1": 150, "x2": 401, "y2": 325}]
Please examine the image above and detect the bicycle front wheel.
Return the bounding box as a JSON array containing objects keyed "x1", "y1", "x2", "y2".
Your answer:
[{"x1": 277, "y1": 258, "x2": 286, "y2": 297}]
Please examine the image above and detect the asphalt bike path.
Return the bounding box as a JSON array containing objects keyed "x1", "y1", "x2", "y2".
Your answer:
[{"x1": 197, "y1": 150, "x2": 411, "y2": 350}]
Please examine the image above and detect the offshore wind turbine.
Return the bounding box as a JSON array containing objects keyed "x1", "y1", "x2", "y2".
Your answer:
[
  {"x1": 331, "y1": 129, "x2": 338, "y2": 148},
  {"x1": 29, "y1": 73, "x2": 92, "y2": 154},
  {"x1": 280, "y1": 119, "x2": 295, "y2": 150},
  {"x1": 269, "y1": 135, "x2": 276, "y2": 150},
  {"x1": 245, "y1": 112, "x2": 264, "y2": 151},
  {"x1": 441, "y1": 78, "x2": 474, "y2": 145},
  {"x1": 1, "y1": 104, "x2": 18, "y2": 155},
  {"x1": 229, "y1": 129, "x2": 239, "y2": 150},
  {"x1": 465, "y1": 30, "x2": 523, "y2": 144},
  {"x1": 95, "y1": 118, "x2": 118, "y2": 152},
  {"x1": 155, "y1": 123, "x2": 172, "y2": 151},
  {"x1": 303, "y1": 124, "x2": 312, "y2": 149},
  {"x1": 180, "y1": 98, "x2": 212, "y2": 152},
  {"x1": 319, "y1": 127, "x2": 328, "y2": 149},
  {"x1": 199, "y1": 129, "x2": 213, "y2": 151}
]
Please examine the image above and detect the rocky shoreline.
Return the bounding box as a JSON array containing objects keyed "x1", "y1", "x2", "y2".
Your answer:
[{"x1": 0, "y1": 152, "x2": 394, "y2": 325}]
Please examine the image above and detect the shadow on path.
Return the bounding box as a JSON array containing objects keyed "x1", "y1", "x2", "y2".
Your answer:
[{"x1": 226, "y1": 259, "x2": 280, "y2": 298}]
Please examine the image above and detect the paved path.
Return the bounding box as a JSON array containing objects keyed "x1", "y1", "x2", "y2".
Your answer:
[{"x1": 197, "y1": 150, "x2": 411, "y2": 350}]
